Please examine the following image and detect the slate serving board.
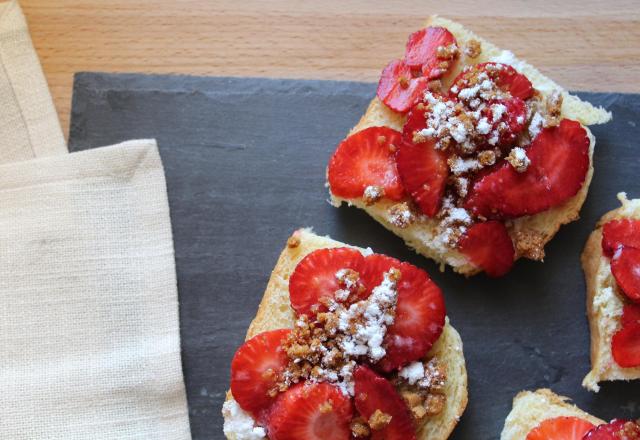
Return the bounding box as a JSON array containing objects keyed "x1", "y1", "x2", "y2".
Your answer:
[{"x1": 69, "y1": 73, "x2": 640, "y2": 440}]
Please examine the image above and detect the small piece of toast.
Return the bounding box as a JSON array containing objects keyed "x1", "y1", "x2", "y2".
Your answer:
[
  {"x1": 500, "y1": 389, "x2": 604, "y2": 440},
  {"x1": 582, "y1": 193, "x2": 640, "y2": 392},
  {"x1": 329, "y1": 16, "x2": 612, "y2": 276},
  {"x1": 223, "y1": 228, "x2": 468, "y2": 440}
]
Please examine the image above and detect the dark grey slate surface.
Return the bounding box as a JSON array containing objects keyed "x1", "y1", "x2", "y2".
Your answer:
[{"x1": 69, "y1": 73, "x2": 640, "y2": 440}]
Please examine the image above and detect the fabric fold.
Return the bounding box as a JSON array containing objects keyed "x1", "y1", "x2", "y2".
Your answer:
[
  {"x1": 0, "y1": 0, "x2": 65, "y2": 161},
  {"x1": 0, "y1": 140, "x2": 191, "y2": 439}
]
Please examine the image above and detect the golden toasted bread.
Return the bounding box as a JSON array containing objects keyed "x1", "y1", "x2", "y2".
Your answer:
[
  {"x1": 329, "y1": 16, "x2": 611, "y2": 276},
  {"x1": 223, "y1": 228, "x2": 468, "y2": 440}
]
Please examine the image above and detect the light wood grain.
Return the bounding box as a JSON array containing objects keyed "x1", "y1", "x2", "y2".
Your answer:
[{"x1": 19, "y1": 0, "x2": 640, "y2": 138}]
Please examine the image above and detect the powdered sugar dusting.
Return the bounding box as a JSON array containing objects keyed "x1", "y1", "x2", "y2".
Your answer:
[{"x1": 222, "y1": 399, "x2": 267, "y2": 440}]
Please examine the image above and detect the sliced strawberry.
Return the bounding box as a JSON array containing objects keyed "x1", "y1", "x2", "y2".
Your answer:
[
  {"x1": 360, "y1": 253, "x2": 403, "y2": 295},
  {"x1": 458, "y1": 221, "x2": 515, "y2": 277},
  {"x1": 396, "y1": 106, "x2": 449, "y2": 216},
  {"x1": 404, "y1": 27, "x2": 457, "y2": 78},
  {"x1": 328, "y1": 126, "x2": 405, "y2": 200},
  {"x1": 354, "y1": 365, "x2": 417, "y2": 440},
  {"x1": 612, "y1": 320, "x2": 640, "y2": 368},
  {"x1": 230, "y1": 329, "x2": 291, "y2": 419},
  {"x1": 611, "y1": 246, "x2": 640, "y2": 303},
  {"x1": 622, "y1": 303, "x2": 640, "y2": 327},
  {"x1": 465, "y1": 119, "x2": 590, "y2": 219},
  {"x1": 289, "y1": 247, "x2": 366, "y2": 317},
  {"x1": 525, "y1": 416, "x2": 596, "y2": 440},
  {"x1": 482, "y1": 97, "x2": 527, "y2": 146},
  {"x1": 377, "y1": 59, "x2": 431, "y2": 113},
  {"x1": 267, "y1": 382, "x2": 353, "y2": 440},
  {"x1": 378, "y1": 262, "x2": 446, "y2": 371},
  {"x1": 451, "y1": 62, "x2": 534, "y2": 101},
  {"x1": 602, "y1": 219, "x2": 640, "y2": 257},
  {"x1": 583, "y1": 419, "x2": 640, "y2": 440}
]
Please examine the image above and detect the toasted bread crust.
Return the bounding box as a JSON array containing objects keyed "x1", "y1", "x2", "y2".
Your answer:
[
  {"x1": 224, "y1": 228, "x2": 468, "y2": 440},
  {"x1": 330, "y1": 15, "x2": 610, "y2": 276},
  {"x1": 581, "y1": 193, "x2": 640, "y2": 391},
  {"x1": 500, "y1": 389, "x2": 604, "y2": 440}
]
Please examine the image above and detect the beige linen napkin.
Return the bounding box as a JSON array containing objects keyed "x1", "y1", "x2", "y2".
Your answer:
[
  {"x1": 0, "y1": 0, "x2": 65, "y2": 161},
  {"x1": 0, "y1": 140, "x2": 191, "y2": 439}
]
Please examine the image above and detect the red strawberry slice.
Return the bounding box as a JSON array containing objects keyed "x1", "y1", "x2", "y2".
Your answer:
[
  {"x1": 465, "y1": 119, "x2": 590, "y2": 219},
  {"x1": 289, "y1": 247, "x2": 366, "y2": 317},
  {"x1": 525, "y1": 416, "x2": 596, "y2": 440},
  {"x1": 354, "y1": 365, "x2": 417, "y2": 440},
  {"x1": 482, "y1": 97, "x2": 527, "y2": 146},
  {"x1": 611, "y1": 246, "x2": 640, "y2": 303},
  {"x1": 230, "y1": 329, "x2": 291, "y2": 419},
  {"x1": 328, "y1": 126, "x2": 405, "y2": 200},
  {"x1": 396, "y1": 106, "x2": 449, "y2": 216},
  {"x1": 612, "y1": 319, "x2": 640, "y2": 368},
  {"x1": 377, "y1": 59, "x2": 431, "y2": 113},
  {"x1": 459, "y1": 221, "x2": 515, "y2": 277},
  {"x1": 583, "y1": 419, "x2": 640, "y2": 440},
  {"x1": 602, "y1": 219, "x2": 640, "y2": 257},
  {"x1": 360, "y1": 253, "x2": 403, "y2": 295},
  {"x1": 404, "y1": 26, "x2": 457, "y2": 78},
  {"x1": 622, "y1": 303, "x2": 640, "y2": 327},
  {"x1": 378, "y1": 262, "x2": 446, "y2": 371},
  {"x1": 451, "y1": 62, "x2": 533, "y2": 101},
  {"x1": 267, "y1": 382, "x2": 353, "y2": 440}
]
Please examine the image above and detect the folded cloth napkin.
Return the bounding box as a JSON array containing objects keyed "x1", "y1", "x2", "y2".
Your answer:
[
  {"x1": 0, "y1": 140, "x2": 191, "y2": 439},
  {"x1": 0, "y1": 0, "x2": 65, "y2": 161}
]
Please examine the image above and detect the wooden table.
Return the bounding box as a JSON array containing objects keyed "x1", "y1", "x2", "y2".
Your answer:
[{"x1": 21, "y1": 0, "x2": 640, "y2": 138}]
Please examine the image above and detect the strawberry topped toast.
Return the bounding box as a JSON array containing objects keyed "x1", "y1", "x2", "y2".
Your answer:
[
  {"x1": 222, "y1": 229, "x2": 467, "y2": 439},
  {"x1": 582, "y1": 193, "x2": 640, "y2": 392},
  {"x1": 327, "y1": 16, "x2": 611, "y2": 277},
  {"x1": 501, "y1": 388, "x2": 640, "y2": 440}
]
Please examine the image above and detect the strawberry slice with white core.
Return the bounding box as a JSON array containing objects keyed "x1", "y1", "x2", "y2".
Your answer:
[
  {"x1": 612, "y1": 317, "x2": 640, "y2": 368},
  {"x1": 602, "y1": 219, "x2": 640, "y2": 257},
  {"x1": 404, "y1": 27, "x2": 457, "y2": 78},
  {"x1": 354, "y1": 365, "x2": 417, "y2": 440},
  {"x1": 377, "y1": 261, "x2": 446, "y2": 372},
  {"x1": 266, "y1": 382, "x2": 353, "y2": 440},
  {"x1": 360, "y1": 253, "x2": 403, "y2": 295},
  {"x1": 328, "y1": 126, "x2": 405, "y2": 200},
  {"x1": 396, "y1": 106, "x2": 449, "y2": 217},
  {"x1": 377, "y1": 59, "x2": 431, "y2": 113},
  {"x1": 289, "y1": 247, "x2": 366, "y2": 317},
  {"x1": 611, "y1": 246, "x2": 640, "y2": 303},
  {"x1": 230, "y1": 329, "x2": 291, "y2": 419},
  {"x1": 525, "y1": 416, "x2": 596, "y2": 440},
  {"x1": 452, "y1": 62, "x2": 534, "y2": 101},
  {"x1": 583, "y1": 419, "x2": 640, "y2": 440},
  {"x1": 458, "y1": 221, "x2": 515, "y2": 277},
  {"x1": 465, "y1": 119, "x2": 590, "y2": 219}
]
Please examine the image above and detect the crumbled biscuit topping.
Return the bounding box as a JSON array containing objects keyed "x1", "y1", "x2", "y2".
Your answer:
[
  {"x1": 368, "y1": 409, "x2": 393, "y2": 430},
  {"x1": 363, "y1": 185, "x2": 384, "y2": 206},
  {"x1": 350, "y1": 417, "x2": 371, "y2": 438},
  {"x1": 506, "y1": 147, "x2": 531, "y2": 172},
  {"x1": 388, "y1": 202, "x2": 415, "y2": 228},
  {"x1": 287, "y1": 234, "x2": 301, "y2": 248},
  {"x1": 276, "y1": 269, "x2": 401, "y2": 397},
  {"x1": 464, "y1": 39, "x2": 482, "y2": 58},
  {"x1": 395, "y1": 357, "x2": 447, "y2": 421}
]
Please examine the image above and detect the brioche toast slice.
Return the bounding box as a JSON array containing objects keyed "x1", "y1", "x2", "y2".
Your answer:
[
  {"x1": 582, "y1": 193, "x2": 640, "y2": 392},
  {"x1": 329, "y1": 16, "x2": 612, "y2": 276},
  {"x1": 500, "y1": 389, "x2": 604, "y2": 440},
  {"x1": 223, "y1": 228, "x2": 468, "y2": 440}
]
